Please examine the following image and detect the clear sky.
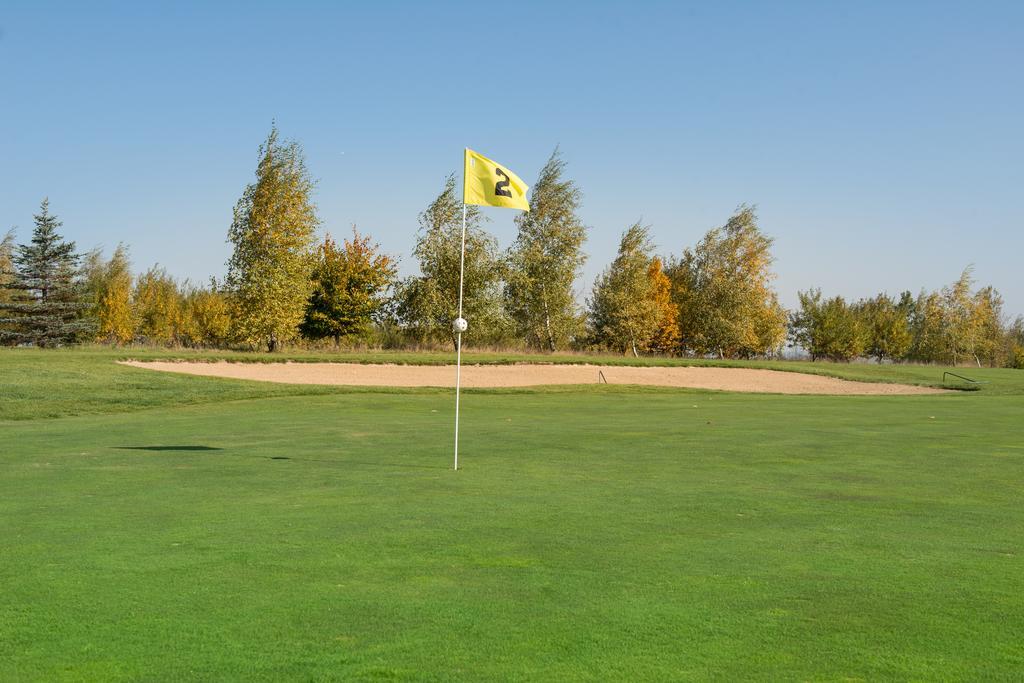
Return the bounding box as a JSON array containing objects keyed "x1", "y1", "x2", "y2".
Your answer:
[{"x1": 2, "y1": 1, "x2": 1022, "y2": 316}]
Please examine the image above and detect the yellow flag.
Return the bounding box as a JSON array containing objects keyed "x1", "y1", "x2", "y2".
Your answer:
[{"x1": 463, "y1": 148, "x2": 530, "y2": 211}]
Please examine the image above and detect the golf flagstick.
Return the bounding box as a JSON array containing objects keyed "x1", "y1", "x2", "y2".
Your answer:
[
  {"x1": 453, "y1": 202, "x2": 467, "y2": 471},
  {"x1": 455, "y1": 149, "x2": 529, "y2": 471}
]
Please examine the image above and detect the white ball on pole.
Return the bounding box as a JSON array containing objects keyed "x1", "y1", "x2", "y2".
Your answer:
[{"x1": 452, "y1": 317, "x2": 468, "y2": 333}]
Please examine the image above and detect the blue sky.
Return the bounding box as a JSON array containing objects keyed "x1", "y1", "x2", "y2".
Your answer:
[{"x1": 2, "y1": 1, "x2": 1022, "y2": 316}]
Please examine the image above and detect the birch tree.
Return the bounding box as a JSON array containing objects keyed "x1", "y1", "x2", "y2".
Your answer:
[
  {"x1": 588, "y1": 222, "x2": 658, "y2": 356},
  {"x1": 396, "y1": 176, "x2": 507, "y2": 348},
  {"x1": 226, "y1": 126, "x2": 318, "y2": 351},
  {"x1": 504, "y1": 149, "x2": 587, "y2": 351},
  {"x1": 667, "y1": 206, "x2": 786, "y2": 358},
  {"x1": 94, "y1": 245, "x2": 134, "y2": 344}
]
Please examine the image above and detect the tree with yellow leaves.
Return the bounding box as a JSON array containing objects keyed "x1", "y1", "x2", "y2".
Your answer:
[
  {"x1": 667, "y1": 206, "x2": 786, "y2": 358},
  {"x1": 181, "y1": 281, "x2": 232, "y2": 348},
  {"x1": 226, "y1": 126, "x2": 318, "y2": 351},
  {"x1": 133, "y1": 265, "x2": 183, "y2": 345},
  {"x1": 94, "y1": 245, "x2": 134, "y2": 344}
]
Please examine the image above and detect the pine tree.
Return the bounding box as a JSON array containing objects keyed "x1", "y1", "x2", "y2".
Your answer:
[
  {"x1": 227, "y1": 126, "x2": 319, "y2": 351},
  {"x1": 396, "y1": 176, "x2": 507, "y2": 348},
  {"x1": 301, "y1": 228, "x2": 397, "y2": 345},
  {"x1": 504, "y1": 149, "x2": 588, "y2": 351},
  {"x1": 0, "y1": 200, "x2": 92, "y2": 346}
]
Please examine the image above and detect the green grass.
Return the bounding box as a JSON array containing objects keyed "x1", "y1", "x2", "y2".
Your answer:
[
  {"x1": 2, "y1": 348, "x2": 1023, "y2": 680},
  {"x1": 2, "y1": 346, "x2": 1021, "y2": 422}
]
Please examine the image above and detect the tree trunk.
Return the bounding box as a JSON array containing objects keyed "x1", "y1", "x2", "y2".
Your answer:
[
  {"x1": 267, "y1": 332, "x2": 277, "y2": 353},
  {"x1": 541, "y1": 284, "x2": 555, "y2": 352}
]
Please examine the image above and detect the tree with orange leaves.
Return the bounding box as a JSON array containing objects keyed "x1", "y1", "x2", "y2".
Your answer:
[{"x1": 646, "y1": 257, "x2": 680, "y2": 354}]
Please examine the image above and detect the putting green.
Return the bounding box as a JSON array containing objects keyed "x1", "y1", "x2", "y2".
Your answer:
[{"x1": 3, "y1": 349, "x2": 1023, "y2": 679}]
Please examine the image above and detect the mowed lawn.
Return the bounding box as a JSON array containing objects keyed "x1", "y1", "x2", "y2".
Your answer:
[{"x1": 2, "y1": 350, "x2": 1023, "y2": 680}]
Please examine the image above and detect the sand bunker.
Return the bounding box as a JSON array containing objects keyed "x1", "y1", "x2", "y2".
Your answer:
[{"x1": 121, "y1": 361, "x2": 948, "y2": 395}]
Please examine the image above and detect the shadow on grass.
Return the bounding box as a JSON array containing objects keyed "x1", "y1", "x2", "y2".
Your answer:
[
  {"x1": 110, "y1": 446, "x2": 442, "y2": 470},
  {"x1": 115, "y1": 445, "x2": 223, "y2": 452}
]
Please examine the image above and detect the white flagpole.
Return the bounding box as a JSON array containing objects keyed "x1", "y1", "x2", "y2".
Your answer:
[{"x1": 454, "y1": 202, "x2": 467, "y2": 471}]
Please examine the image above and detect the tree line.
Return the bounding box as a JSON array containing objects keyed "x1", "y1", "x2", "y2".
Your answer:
[
  {"x1": 790, "y1": 270, "x2": 1021, "y2": 367},
  {"x1": 2, "y1": 127, "x2": 1022, "y2": 368}
]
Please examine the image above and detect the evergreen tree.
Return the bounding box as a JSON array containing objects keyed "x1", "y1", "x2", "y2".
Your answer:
[
  {"x1": 301, "y1": 228, "x2": 397, "y2": 345},
  {"x1": 227, "y1": 126, "x2": 319, "y2": 351},
  {"x1": 504, "y1": 149, "x2": 588, "y2": 351},
  {"x1": 0, "y1": 200, "x2": 91, "y2": 346},
  {"x1": 396, "y1": 176, "x2": 507, "y2": 348}
]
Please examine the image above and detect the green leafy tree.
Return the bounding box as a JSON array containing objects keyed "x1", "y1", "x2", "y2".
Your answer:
[
  {"x1": 396, "y1": 176, "x2": 507, "y2": 348},
  {"x1": 970, "y1": 285, "x2": 1005, "y2": 367},
  {"x1": 301, "y1": 228, "x2": 397, "y2": 345},
  {"x1": 0, "y1": 200, "x2": 92, "y2": 346},
  {"x1": 856, "y1": 293, "x2": 911, "y2": 362},
  {"x1": 227, "y1": 126, "x2": 319, "y2": 351},
  {"x1": 941, "y1": 267, "x2": 977, "y2": 366},
  {"x1": 588, "y1": 222, "x2": 659, "y2": 356},
  {"x1": 788, "y1": 289, "x2": 820, "y2": 358},
  {"x1": 667, "y1": 206, "x2": 786, "y2": 358},
  {"x1": 908, "y1": 289, "x2": 947, "y2": 363},
  {"x1": 1006, "y1": 316, "x2": 1024, "y2": 369},
  {"x1": 790, "y1": 289, "x2": 866, "y2": 361},
  {"x1": 504, "y1": 149, "x2": 588, "y2": 351},
  {"x1": 817, "y1": 295, "x2": 867, "y2": 361}
]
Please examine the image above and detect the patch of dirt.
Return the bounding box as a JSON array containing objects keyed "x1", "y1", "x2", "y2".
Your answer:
[{"x1": 120, "y1": 361, "x2": 949, "y2": 395}]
